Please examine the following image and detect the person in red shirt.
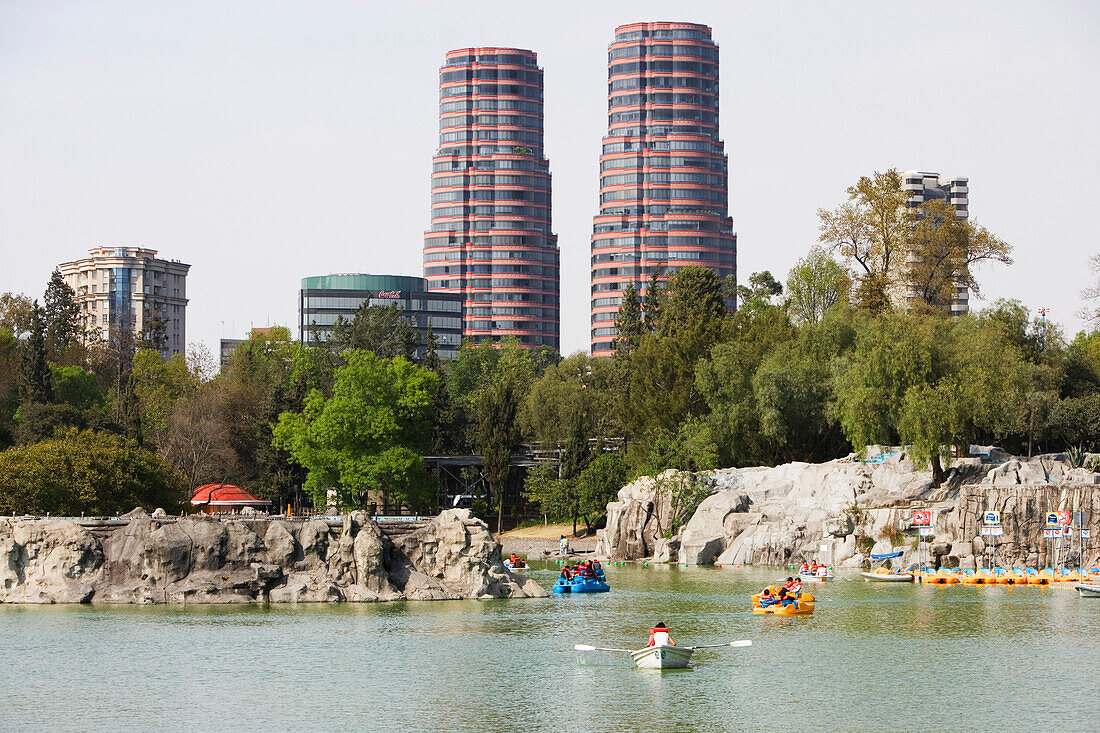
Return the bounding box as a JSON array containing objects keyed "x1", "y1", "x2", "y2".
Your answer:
[{"x1": 646, "y1": 622, "x2": 675, "y2": 647}]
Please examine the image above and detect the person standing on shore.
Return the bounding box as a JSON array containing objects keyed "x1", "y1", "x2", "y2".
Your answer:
[{"x1": 559, "y1": 535, "x2": 569, "y2": 555}]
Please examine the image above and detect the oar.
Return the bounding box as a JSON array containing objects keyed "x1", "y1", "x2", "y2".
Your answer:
[
  {"x1": 574, "y1": 644, "x2": 634, "y2": 652},
  {"x1": 688, "y1": 640, "x2": 753, "y2": 650}
]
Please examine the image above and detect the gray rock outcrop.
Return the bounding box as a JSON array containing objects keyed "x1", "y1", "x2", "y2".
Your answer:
[{"x1": 0, "y1": 509, "x2": 546, "y2": 604}]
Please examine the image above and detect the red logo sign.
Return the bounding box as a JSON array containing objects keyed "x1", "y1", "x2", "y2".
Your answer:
[
  {"x1": 912, "y1": 510, "x2": 932, "y2": 526},
  {"x1": 1056, "y1": 510, "x2": 1071, "y2": 525},
  {"x1": 376, "y1": 290, "x2": 401, "y2": 299}
]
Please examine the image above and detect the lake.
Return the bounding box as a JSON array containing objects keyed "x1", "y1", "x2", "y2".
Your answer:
[{"x1": 1, "y1": 564, "x2": 1097, "y2": 732}]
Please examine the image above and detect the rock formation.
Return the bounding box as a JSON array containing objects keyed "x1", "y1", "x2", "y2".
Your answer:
[
  {"x1": 597, "y1": 448, "x2": 1100, "y2": 569},
  {"x1": 0, "y1": 509, "x2": 547, "y2": 604}
]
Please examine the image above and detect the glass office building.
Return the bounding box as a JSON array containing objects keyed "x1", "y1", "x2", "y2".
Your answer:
[
  {"x1": 423, "y1": 47, "x2": 560, "y2": 350},
  {"x1": 299, "y1": 274, "x2": 464, "y2": 359},
  {"x1": 590, "y1": 22, "x2": 737, "y2": 356}
]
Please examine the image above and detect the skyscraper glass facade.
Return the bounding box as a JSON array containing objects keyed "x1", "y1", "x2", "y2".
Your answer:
[
  {"x1": 423, "y1": 47, "x2": 560, "y2": 350},
  {"x1": 590, "y1": 22, "x2": 737, "y2": 356}
]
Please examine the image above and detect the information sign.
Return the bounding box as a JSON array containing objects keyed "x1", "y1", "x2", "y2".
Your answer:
[
  {"x1": 912, "y1": 510, "x2": 932, "y2": 526},
  {"x1": 983, "y1": 511, "x2": 1001, "y2": 526},
  {"x1": 1082, "y1": 529, "x2": 1092, "y2": 540},
  {"x1": 1043, "y1": 528, "x2": 1063, "y2": 539},
  {"x1": 980, "y1": 526, "x2": 1004, "y2": 536},
  {"x1": 918, "y1": 527, "x2": 934, "y2": 537},
  {"x1": 1056, "y1": 510, "x2": 1072, "y2": 526},
  {"x1": 1046, "y1": 513, "x2": 1060, "y2": 527}
]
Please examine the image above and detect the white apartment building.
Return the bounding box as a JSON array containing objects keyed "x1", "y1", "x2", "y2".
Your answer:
[
  {"x1": 901, "y1": 170, "x2": 970, "y2": 315},
  {"x1": 59, "y1": 246, "x2": 190, "y2": 357}
]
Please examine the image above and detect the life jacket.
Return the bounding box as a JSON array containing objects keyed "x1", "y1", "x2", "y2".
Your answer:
[
  {"x1": 648, "y1": 628, "x2": 674, "y2": 647},
  {"x1": 799, "y1": 563, "x2": 809, "y2": 573}
]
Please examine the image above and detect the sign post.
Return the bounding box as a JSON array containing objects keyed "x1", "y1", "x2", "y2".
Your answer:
[
  {"x1": 983, "y1": 510, "x2": 1002, "y2": 569},
  {"x1": 912, "y1": 510, "x2": 932, "y2": 578}
]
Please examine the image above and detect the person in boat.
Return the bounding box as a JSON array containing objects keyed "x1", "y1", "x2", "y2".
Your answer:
[
  {"x1": 647, "y1": 622, "x2": 676, "y2": 647},
  {"x1": 816, "y1": 564, "x2": 829, "y2": 578},
  {"x1": 782, "y1": 577, "x2": 797, "y2": 592},
  {"x1": 790, "y1": 577, "x2": 803, "y2": 595},
  {"x1": 758, "y1": 588, "x2": 779, "y2": 607},
  {"x1": 799, "y1": 561, "x2": 809, "y2": 574},
  {"x1": 591, "y1": 559, "x2": 602, "y2": 573},
  {"x1": 777, "y1": 588, "x2": 797, "y2": 607},
  {"x1": 582, "y1": 561, "x2": 596, "y2": 578},
  {"x1": 559, "y1": 566, "x2": 572, "y2": 580}
]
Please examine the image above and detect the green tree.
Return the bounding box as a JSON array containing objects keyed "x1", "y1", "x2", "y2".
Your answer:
[
  {"x1": 42, "y1": 268, "x2": 82, "y2": 361},
  {"x1": 130, "y1": 349, "x2": 196, "y2": 449},
  {"x1": 785, "y1": 247, "x2": 851, "y2": 325},
  {"x1": 0, "y1": 293, "x2": 34, "y2": 338},
  {"x1": 478, "y1": 377, "x2": 521, "y2": 533},
  {"x1": 329, "y1": 303, "x2": 417, "y2": 360},
  {"x1": 0, "y1": 428, "x2": 186, "y2": 516},
  {"x1": 0, "y1": 329, "x2": 19, "y2": 448},
  {"x1": 273, "y1": 351, "x2": 438, "y2": 511},
  {"x1": 905, "y1": 199, "x2": 1013, "y2": 311},
  {"x1": 642, "y1": 267, "x2": 665, "y2": 332},
  {"x1": 817, "y1": 169, "x2": 909, "y2": 289},
  {"x1": 19, "y1": 302, "x2": 52, "y2": 405},
  {"x1": 613, "y1": 281, "x2": 644, "y2": 356},
  {"x1": 576, "y1": 452, "x2": 629, "y2": 528},
  {"x1": 737, "y1": 271, "x2": 783, "y2": 310}
]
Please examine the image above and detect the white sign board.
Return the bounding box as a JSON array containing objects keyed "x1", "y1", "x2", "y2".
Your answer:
[
  {"x1": 1043, "y1": 528, "x2": 1063, "y2": 539},
  {"x1": 919, "y1": 527, "x2": 934, "y2": 537},
  {"x1": 980, "y1": 526, "x2": 1004, "y2": 537},
  {"x1": 1081, "y1": 529, "x2": 1092, "y2": 540}
]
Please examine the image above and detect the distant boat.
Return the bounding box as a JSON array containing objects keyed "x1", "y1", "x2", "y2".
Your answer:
[
  {"x1": 860, "y1": 570, "x2": 914, "y2": 582},
  {"x1": 1076, "y1": 583, "x2": 1100, "y2": 598}
]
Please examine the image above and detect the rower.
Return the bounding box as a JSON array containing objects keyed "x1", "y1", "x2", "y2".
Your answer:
[
  {"x1": 782, "y1": 576, "x2": 797, "y2": 592},
  {"x1": 777, "y1": 588, "x2": 796, "y2": 607},
  {"x1": 583, "y1": 561, "x2": 596, "y2": 578},
  {"x1": 647, "y1": 622, "x2": 676, "y2": 647},
  {"x1": 591, "y1": 559, "x2": 602, "y2": 573},
  {"x1": 560, "y1": 566, "x2": 573, "y2": 580}
]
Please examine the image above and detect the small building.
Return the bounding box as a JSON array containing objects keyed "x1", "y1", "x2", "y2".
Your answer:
[{"x1": 190, "y1": 483, "x2": 272, "y2": 515}]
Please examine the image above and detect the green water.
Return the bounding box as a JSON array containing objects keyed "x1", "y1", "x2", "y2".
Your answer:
[{"x1": 2, "y1": 565, "x2": 1097, "y2": 732}]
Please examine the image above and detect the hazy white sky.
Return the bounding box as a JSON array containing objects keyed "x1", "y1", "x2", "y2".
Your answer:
[{"x1": 2, "y1": 1, "x2": 1098, "y2": 356}]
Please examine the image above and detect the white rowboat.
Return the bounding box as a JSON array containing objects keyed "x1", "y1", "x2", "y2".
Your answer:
[
  {"x1": 630, "y1": 644, "x2": 694, "y2": 669},
  {"x1": 799, "y1": 572, "x2": 832, "y2": 583},
  {"x1": 859, "y1": 571, "x2": 915, "y2": 582},
  {"x1": 1076, "y1": 583, "x2": 1100, "y2": 598}
]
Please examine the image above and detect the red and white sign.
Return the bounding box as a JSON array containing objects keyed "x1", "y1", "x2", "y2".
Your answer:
[
  {"x1": 912, "y1": 510, "x2": 932, "y2": 526},
  {"x1": 376, "y1": 290, "x2": 401, "y2": 299},
  {"x1": 1043, "y1": 528, "x2": 1063, "y2": 539},
  {"x1": 1056, "y1": 510, "x2": 1071, "y2": 526},
  {"x1": 918, "y1": 527, "x2": 934, "y2": 537}
]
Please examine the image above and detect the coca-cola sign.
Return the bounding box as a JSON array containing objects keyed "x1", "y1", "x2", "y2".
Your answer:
[{"x1": 376, "y1": 290, "x2": 401, "y2": 299}]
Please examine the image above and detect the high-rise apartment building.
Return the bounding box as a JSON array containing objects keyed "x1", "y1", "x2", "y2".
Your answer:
[
  {"x1": 590, "y1": 21, "x2": 737, "y2": 356},
  {"x1": 423, "y1": 47, "x2": 560, "y2": 350},
  {"x1": 59, "y1": 246, "x2": 190, "y2": 357},
  {"x1": 901, "y1": 170, "x2": 970, "y2": 315}
]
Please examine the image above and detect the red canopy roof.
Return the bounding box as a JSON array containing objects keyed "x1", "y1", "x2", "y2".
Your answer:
[{"x1": 190, "y1": 483, "x2": 271, "y2": 506}]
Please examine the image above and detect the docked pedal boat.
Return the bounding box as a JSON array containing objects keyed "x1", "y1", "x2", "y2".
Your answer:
[
  {"x1": 630, "y1": 644, "x2": 694, "y2": 669},
  {"x1": 859, "y1": 571, "x2": 914, "y2": 582}
]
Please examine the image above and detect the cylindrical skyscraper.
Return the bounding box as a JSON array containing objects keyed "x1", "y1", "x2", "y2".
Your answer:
[
  {"x1": 424, "y1": 48, "x2": 560, "y2": 350},
  {"x1": 590, "y1": 22, "x2": 737, "y2": 356}
]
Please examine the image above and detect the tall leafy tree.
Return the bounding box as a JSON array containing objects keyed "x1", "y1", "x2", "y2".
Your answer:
[
  {"x1": 0, "y1": 293, "x2": 34, "y2": 338},
  {"x1": 642, "y1": 267, "x2": 665, "y2": 332},
  {"x1": 19, "y1": 302, "x2": 52, "y2": 405},
  {"x1": 613, "y1": 281, "x2": 644, "y2": 357},
  {"x1": 478, "y1": 377, "x2": 521, "y2": 534},
  {"x1": 273, "y1": 351, "x2": 438, "y2": 511},
  {"x1": 42, "y1": 268, "x2": 82, "y2": 360},
  {"x1": 785, "y1": 247, "x2": 851, "y2": 325},
  {"x1": 328, "y1": 303, "x2": 417, "y2": 360}
]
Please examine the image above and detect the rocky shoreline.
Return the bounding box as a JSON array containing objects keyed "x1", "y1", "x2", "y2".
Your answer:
[
  {"x1": 596, "y1": 449, "x2": 1100, "y2": 570},
  {"x1": 0, "y1": 509, "x2": 547, "y2": 604}
]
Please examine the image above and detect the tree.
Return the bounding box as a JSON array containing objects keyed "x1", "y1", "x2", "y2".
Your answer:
[
  {"x1": 328, "y1": 303, "x2": 417, "y2": 360},
  {"x1": 422, "y1": 322, "x2": 442, "y2": 373},
  {"x1": 642, "y1": 267, "x2": 665, "y2": 332},
  {"x1": 737, "y1": 271, "x2": 783, "y2": 310},
  {"x1": 1079, "y1": 254, "x2": 1100, "y2": 329},
  {"x1": 905, "y1": 199, "x2": 1013, "y2": 310},
  {"x1": 0, "y1": 293, "x2": 33, "y2": 338},
  {"x1": 0, "y1": 329, "x2": 19, "y2": 448},
  {"x1": 817, "y1": 169, "x2": 909, "y2": 287},
  {"x1": 785, "y1": 247, "x2": 851, "y2": 325},
  {"x1": 42, "y1": 268, "x2": 81, "y2": 361},
  {"x1": 478, "y1": 377, "x2": 521, "y2": 534},
  {"x1": 0, "y1": 428, "x2": 186, "y2": 516},
  {"x1": 273, "y1": 351, "x2": 438, "y2": 511},
  {"x1": 19, "y1": 302, "x2": 52, "y2": 405},
  {"x1": 576, "y1": 453, "x2": 629, "y2": 529},
  {"x1": 613, "y1": 281, "x2": 644, "y2": 357},
  {"x1": 130, "y1": 349, "x2": 196, "y2": 449}
]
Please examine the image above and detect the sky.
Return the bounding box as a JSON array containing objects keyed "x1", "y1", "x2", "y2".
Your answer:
[{"x1": 1, "y1": 0, "x2": 1098, "y2": 357}]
